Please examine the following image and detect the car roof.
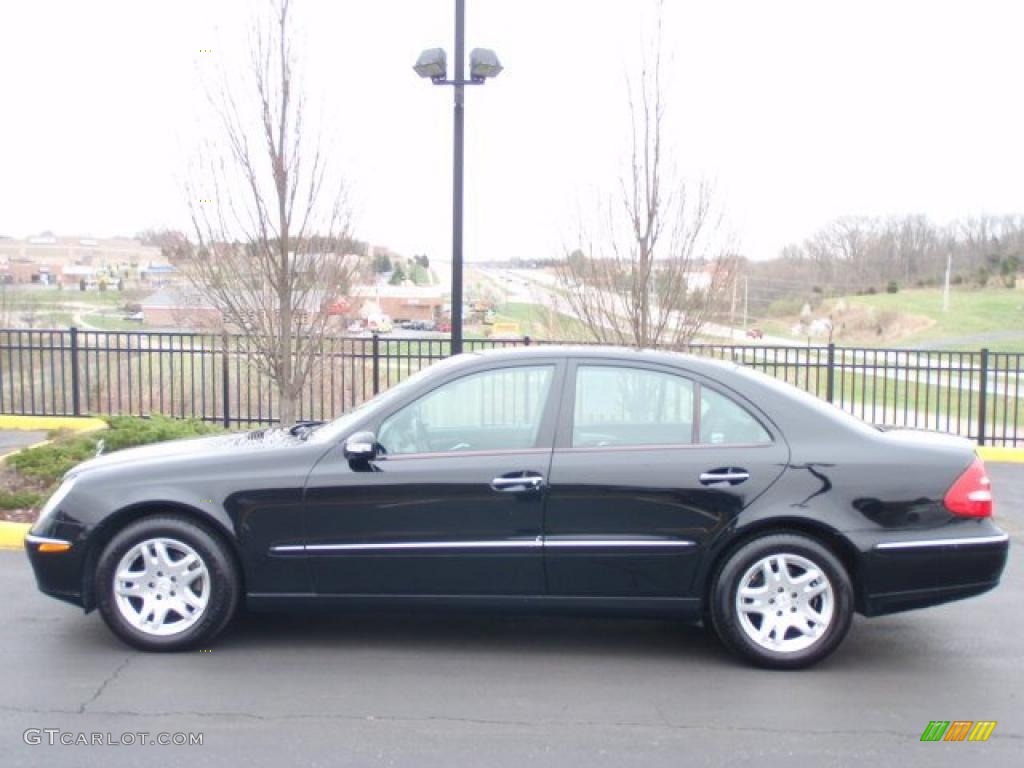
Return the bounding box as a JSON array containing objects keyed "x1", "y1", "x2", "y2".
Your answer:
[
  {"x1": 464, "y1": 344, "x2": 877, "y2": 443},
  {"x1": 465, "y1": 343, "x2": 744, "y2": 377}
]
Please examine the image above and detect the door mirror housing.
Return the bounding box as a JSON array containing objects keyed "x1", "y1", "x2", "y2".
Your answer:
[{"x1": 343, "y1": 431, "x2": 378, "y2": 462}]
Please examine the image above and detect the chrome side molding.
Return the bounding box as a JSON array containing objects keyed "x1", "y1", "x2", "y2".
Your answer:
[
  {"x1": 874, "y1": 532, "x2": 1009, "y2": 550},
  {"x1": 544, "y1": 539, "x2": 696, "y2": 548},
  {"x1": 271, "y1": 537, "x2": 697, "y2": 554}
]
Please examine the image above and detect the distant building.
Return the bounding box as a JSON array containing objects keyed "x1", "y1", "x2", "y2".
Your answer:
[
  {"x1": 140, "y1": 288, "x2": 221, "y2": 329},
  {"x1": 350, "y1": 284, "x2": 444, "y2": 323},
  {"x1": 140, "y1": 264, "x2": 178, "y2": 286},
  {"x1": 139, "y1": 281, "x2": 445, "y2": 330},
  {"x1": 0, "y1": 234, "x2": 163, "y2": 285}
]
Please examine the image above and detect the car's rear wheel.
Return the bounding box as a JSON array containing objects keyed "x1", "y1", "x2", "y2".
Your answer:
[
  {"x1": 95, "y1": 516, "x2": 239, "y2": 651},
  {"x1": 709, "y1": 533, "x2": 854, "y2": 669}
]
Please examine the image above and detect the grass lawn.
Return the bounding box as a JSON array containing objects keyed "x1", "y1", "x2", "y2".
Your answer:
[
  {"x1": 834, "y1": 288, "x2": 1024, "y2": 352},
  {"x1": 2, "y1": 286, "x2": 128, "y2": 308},
  {"x1": 493, "y1": 302, "x2": 592, "y2": 340},
  {"x1": 20, "y1": 311, "x2": 75, "y2": 329},
  {"x1": 82, "y1": 313, "x2": 145, "y2": 331}
]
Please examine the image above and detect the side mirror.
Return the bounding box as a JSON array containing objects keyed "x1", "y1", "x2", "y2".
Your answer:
[{"x1": 343, "y1": 431, "x2": 378, "y2": 462}]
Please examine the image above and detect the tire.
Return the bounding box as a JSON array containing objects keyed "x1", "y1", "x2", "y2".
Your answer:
[
  {"x1": 94, "y1": 515, "x2": 240, "y2": 652},
  {"x1": 709, "y1": 533, "x2": 854, "y2": 669}
]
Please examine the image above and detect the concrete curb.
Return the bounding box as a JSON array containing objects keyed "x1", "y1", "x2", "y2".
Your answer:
[
  {"x1": 0, "y1": 416, "x2": 107, "y2": 462},
  {"x1": 0, "y1": 415, "x2": 107, "y2": 433},
  {"x1": 977, "y1": 447, "x2": 1024, "y2": 464},
  {"x1": 0, "y1": 521, "x2": 30, "y2": 550},
  {"x1": 1, "y1": 416, "x2": 108, "y2": 547}
]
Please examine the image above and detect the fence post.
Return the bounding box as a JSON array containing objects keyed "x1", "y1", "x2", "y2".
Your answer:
[
  {"x1": 221, "y1": 334, "x2": 231, "y2": 429},
  {"x1": 523, "y1": 335, "x2": 531, "y2": 346},
  {"x1": 371, "y1": 332, "x2": 380, "y2": 395},
  {"x1": 826, "y1": 342, "x2": 836, "y2": 404},
  {"x1": 977, "y1": 347, "x2": 989, "y2": 446},
  {"x1": 69, "y1": 326, "x2": 81, "y2": 416}
]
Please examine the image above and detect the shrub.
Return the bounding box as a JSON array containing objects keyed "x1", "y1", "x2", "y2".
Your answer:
[
  {"x1": 886, "y1": 281, "x2": 899, "y2": 294},
  {"x1": 6, "y1": 415, "x2": 223, "y2": 487},
  {"x1": 0, "y1": 490, "x2": 44, "y2": 510}
]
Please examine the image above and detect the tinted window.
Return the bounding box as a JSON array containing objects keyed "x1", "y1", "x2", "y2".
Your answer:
[
  {"x1": 572, "y1": 366, "x2": 695, "y2": 447},
  {"x1": 378, "y1": 365, "x2": 554, "y2": 455},
  {"x1": 699, "y1": 386, "x2": 772, "y2": 445}
]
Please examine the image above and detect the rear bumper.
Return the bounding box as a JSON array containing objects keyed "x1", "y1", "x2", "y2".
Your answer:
[{"x1": 855, "y1": 525, "x2": 1009, "y2": 616}]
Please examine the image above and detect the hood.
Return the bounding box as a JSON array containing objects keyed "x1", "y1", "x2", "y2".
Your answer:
[{"x1": 69, "y1": 429, "x2": 305, "y2": 476}]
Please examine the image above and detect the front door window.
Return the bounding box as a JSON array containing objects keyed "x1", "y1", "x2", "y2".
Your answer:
[{"x1": 378, "y1": 365, "x2": 555, "y2": 455}]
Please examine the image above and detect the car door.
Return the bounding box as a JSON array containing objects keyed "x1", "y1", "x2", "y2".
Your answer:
[
  {"x1": 304, "y1": 359, "x2": 564, "y2": 596},
  {"x1": 543, "y1": 359, "x2": 789, "y2": 597}
]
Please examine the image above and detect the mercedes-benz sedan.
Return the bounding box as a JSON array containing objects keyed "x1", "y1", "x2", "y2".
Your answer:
[{"x1": 25, "y1": 347, "x2": 1009, "y2": 668}]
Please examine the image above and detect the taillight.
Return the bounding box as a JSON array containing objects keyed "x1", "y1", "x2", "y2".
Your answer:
[{"x1": 943, "y1": 457, "x2": 993, "y2": 518}]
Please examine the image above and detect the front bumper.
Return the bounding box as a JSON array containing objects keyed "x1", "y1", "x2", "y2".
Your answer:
[
  {"x1": 854, "y1": 523, "x2": 1010, "y2": 616},
  {"x1": 24, "y1": 520, "x2": 88, "y2": 608}
]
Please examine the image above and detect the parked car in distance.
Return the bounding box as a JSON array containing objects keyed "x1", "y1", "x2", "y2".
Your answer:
[
  {"x1": 25, "y1": 347, "x2": 1008, "y2": 668},
  {"x1": 398, "y1": 319, "x2": 434, "y2": 331},
  {"x1": 746, "y1": 328, "x2": 764, "y2": 340},
  {"x1": 366, "y1": 314, "x2": 393, "y2": 333}
]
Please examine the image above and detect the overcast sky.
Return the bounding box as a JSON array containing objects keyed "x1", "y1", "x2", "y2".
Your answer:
[{"x1": 2, "y1": 0, "x2": 1022, "y2": 262}]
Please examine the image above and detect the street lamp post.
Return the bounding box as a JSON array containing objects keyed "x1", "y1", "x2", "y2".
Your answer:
[{"x1": 413, "y1": 0, "x2": 502, "y2": 354}]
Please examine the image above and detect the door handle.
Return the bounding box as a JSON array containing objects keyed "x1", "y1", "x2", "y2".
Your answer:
[
  {"x1": 699, "y1": 468, "x2": 750, "y2": 486},
  {"x1": 491, "y1": 474, "x2": 545, "y2": 492}
]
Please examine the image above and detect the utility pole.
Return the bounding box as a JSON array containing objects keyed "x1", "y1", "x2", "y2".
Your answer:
[
  {"x1": 943, "y1": 251, "x2": 951, "y2": 313},
  {"x1": 413, "y1": 1, "x2": 502, "y2": 355},
  {"x1": 450, "y1": 0, "x2": 466, "y2": 354},
  {"x1": 743, "y1": 276, "x2": 749, "y2": 332},
  {"x1": 729, "y1": 276, "x2": 737, "y2": 340}
]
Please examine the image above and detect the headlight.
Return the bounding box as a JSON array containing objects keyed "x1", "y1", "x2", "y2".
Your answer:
[{"x1": 33, "y1": 476, "x2": 78, "y2": 532}]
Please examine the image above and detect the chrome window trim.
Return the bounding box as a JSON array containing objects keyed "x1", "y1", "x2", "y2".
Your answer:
[
  {"x1": 874, "y1": 533, "x2": 1009, "y2": 550},
  {"x1": 271, "y1": 537, "x2": 697, "y2": 554}
]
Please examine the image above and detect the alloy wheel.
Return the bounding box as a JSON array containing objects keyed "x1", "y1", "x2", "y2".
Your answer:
[
  {"x1": 112, "y1": 537, "x2": 210, "y2": 637},
  {"x1": 734, "y1": 552, "x2": 834, "y2": 653}
]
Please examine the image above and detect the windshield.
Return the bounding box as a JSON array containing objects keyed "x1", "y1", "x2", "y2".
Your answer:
[{"x1": 306, "y1": 354, "x2": 474, "y2": 444}]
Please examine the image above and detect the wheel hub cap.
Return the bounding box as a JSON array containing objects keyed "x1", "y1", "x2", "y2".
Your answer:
[
  {"x1": 735, "y1": 552, "x2": 834, "y2": 654},
  {"x1": 113, "y1": 537, "x2": 210, "y2": 637}
]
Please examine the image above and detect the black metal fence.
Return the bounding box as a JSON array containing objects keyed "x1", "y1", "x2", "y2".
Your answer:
[{"x1": 1, "y1": 327, "x2": 1021, "y2": 446}]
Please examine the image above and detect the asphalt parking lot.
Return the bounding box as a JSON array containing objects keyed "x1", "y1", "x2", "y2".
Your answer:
[
  {"x1": 0, "y1": 430, "x2": 46, "y2": 455},
  {"x1": 2, "y1": 465, "x2": 1021, "y2": 767}
]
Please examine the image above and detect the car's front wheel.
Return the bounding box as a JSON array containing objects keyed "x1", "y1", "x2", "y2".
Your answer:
[
  {"x1": 94, "y1": 515, "x2": 240, "y2": 651},
  {"x1": 709, "y1": 533, "x2": 854, "y2": 669}
]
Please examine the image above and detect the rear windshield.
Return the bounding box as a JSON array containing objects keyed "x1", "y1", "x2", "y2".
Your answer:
[{"x1": 728, "y1": 362, "x2": 881, "y2": 435}]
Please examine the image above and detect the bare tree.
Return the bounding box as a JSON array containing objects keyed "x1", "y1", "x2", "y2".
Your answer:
[
  {"x1": 555, "y1": 7, "x2": 737, "y2": 349},
  {"x1": 185, "y1": 0, "x2": 361, "y2": 425}
]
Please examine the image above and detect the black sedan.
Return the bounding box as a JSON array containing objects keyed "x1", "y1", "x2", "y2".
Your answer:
[{"x1": 25, "y1": 347, "x2": 1009, "y2": 668}]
